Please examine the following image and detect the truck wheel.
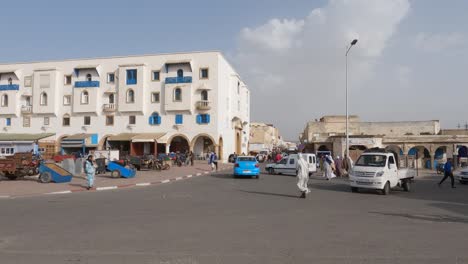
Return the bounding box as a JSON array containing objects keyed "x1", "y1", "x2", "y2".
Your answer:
[
  {"x1": 402, "y1": 181, "x2": 411, "y2": 192},
  {"x1": 268, "y1": 168, "x2": 274, "y2": 174},
  {"x1": 111, "y1": 170, "x2": 121, "y2": 178},
  {"x1": 6, "y1": 173, "x2": 18, "y2": 181},
  {"x1": 351, "y1": 187, "x2": 358, "y2": 193},
  {"x1": 256, "y1": 174, "x2": 260, "y2": 179},
  {"x1": 39, "y1": 172, "x2": 52, "y2": 183},
  {"x1": 460, "y1": 180, "x2": 467, "y2": 185},
  {"x1": 382, "y1": 182, "x2": 390, "y2": 195}
]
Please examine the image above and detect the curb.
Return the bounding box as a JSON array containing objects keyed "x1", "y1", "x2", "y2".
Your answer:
[{"x1": 1, "y1": 166, "x2": 232, "y2": 199}]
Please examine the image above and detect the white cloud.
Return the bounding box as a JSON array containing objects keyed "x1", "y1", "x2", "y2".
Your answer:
[
  {"x1": 233, "y1": 0, "x2": 410, "y2": 139},
  {"x1": 413, "y1": 32, "x2": 467, "y2": 52}
]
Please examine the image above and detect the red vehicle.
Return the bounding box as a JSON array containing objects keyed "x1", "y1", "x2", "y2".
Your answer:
[{"x1": 0, "y1": 153, "x2": 39, "y2": 180}]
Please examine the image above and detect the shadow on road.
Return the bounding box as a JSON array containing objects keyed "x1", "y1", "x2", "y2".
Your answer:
[
  {"x1": 430, "y1": 202, "x2": 468, "y2": 217},
  {"x1": 239, "y1": 190, "x2": 300, "y2": 199},
  {"x1": 369, "y1": 211, "x2": 468, "y2": 224}
]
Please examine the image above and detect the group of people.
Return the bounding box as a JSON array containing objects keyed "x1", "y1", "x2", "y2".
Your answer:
[{"x1": 297, "y1": 154, "x2": 354, "y2": 198}]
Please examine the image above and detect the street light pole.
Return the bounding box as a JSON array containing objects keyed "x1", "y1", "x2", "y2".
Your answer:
[{"x1": 345, "y1": 39, "x2": 358, "y2": 159}]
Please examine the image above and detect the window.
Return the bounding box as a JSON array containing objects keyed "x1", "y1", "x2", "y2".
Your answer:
[
  {"x1": 201, "y1": 90, "x2": 208, "y2": 101},
  {"x1": 389, "y1": 156, "x2": 395, "y2": 167},
  {"x1": 129, "y1": 115, "x2": 136, "y2": 125},
  {"x1": 40, "y1": 74, "x2": 50, "y2": 88},
  {"x1": 23, "y1": 117, "x2": 31, "y2": 127},
  {"x1": 151, "y1": 92, "x2": 160, "y2": 103},
  {"x1": 149, "y1": 112, "x2": 161, "y2": 125},
  {"x1": 175, "y1": 114, "x2": 183, "y2": 125},
  {"x1": 108, "y1": 93, "x2": 115, "y2": 104},
  {"x1": 86, "y1": 74, "x2": 92, "y2": 82},
  {"x1": 1, "y1": 94, "x2": 8, "y2": 107},
  {"x1": 174, "y1": 88, "x2": 182, "y2": 101},
  {"x1": 6, "y1": 118, "x2": 11, "y2": 126},
  {"x1": 63, "y1": 95, "x2": 71, "y2": 106},
  {"x1": 126, "y1": 89, "x2": 135, "y2": 103},
  {"x1": 200, "y1": 68, "x2": 209, "y2": 79},
  {"x1": 81, "y1": 91, "x2": 89, "y2": 104},
  {"x1": 64, "y1": 75, "x2": 72, "y2": 85},
  {"x1": 44, "y1": 117, "x2": 50, "y2": 126},
  {"x1": 152, "y1": 71, "x2": 160, "y2": 81},
  {"x1": 107, "y1": 73, "x2": 115, "y2": 83},
  {"x1": 40, "y1": 92, "x2": 48, "y2": 106},
  {"x1": 237, "y1": 81, "x2": 240, "y2": 94},
  {"x1": 177, "y1": 69, "x2": 184, "y2": 78},
  {"x1": 24, "y1": 76, "x2": 32, "y2": 87},
  {"x1": 106, "y1": 115, "x2": 114, "y2": 126},
  {"x1": 8, "y1": 77, "x2": 12, "y2": 85},
  {"x1": 25, "y1": 96, "x2": 32, "y2": 106},
  {"x1": 126, "y1": 69, "x2": 137, "y2": 85},
  {"x1": 62, "y1": 115, "x2": 70, "y2": 126},
  {"x1": 289, "y1": 159, "x2": 295, "y2": 165},
  {"x1": 196, "y1": 114, "x2": 210, "y2": 124},
  {"x1": 84, "y1": 116, "x2": 91, "y2": 126},
  {"x1": 1, "y1": 147, "x2": 14, "y2": 155}
]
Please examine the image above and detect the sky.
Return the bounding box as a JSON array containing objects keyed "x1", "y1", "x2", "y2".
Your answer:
[{"x1": 1, "y1": 0, "x2": 467, "y2": 140}]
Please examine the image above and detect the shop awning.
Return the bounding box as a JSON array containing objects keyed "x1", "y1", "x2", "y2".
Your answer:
[
  {"x1": 0, "y1": 133, "x2": 55, "y2": 142},
  {"x1": 131, "y1": 133, "x2": 166, "y2": 143},
  {"x1": 107, "y1": 133, "x2": 139, "y2": 142},
  {"x1": 61, "y1": 134, "x2": 98, "y2": 148}
]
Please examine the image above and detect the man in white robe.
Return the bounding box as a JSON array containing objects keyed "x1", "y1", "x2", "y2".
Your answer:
[
  {"x1": 324, "y1": 155, "x2": 336, "y2": 180},
  {"x1": 297, "y1": 154, "x2": 310, "y2": 198}
]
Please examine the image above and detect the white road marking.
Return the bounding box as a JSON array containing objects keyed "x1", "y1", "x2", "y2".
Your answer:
[
  {"x1": 46, "y1": 191, "x2": 72, "y2": 195},
  {"x1": 96, "y1": 186, "x2": 118, "y2": 191},
  {"x1": 161, "y1": 179, "x2": 170, "y2": 184},
  {"x1": 0, "y1": 195, "x2": 10, "y2": 199},
  {"x1": 136, "y1": 183, "x2": 151, "y2": 186},
  {"x1": 175, "y1": 177, "x2": 183, "y2": 181},
  {"x1": 186, "y1": 175, "x2": 193, "y2": 178},
  {"x1": 196, "y1": 173, "x2": 202, "y2": 176},
  {"x1": 204, "y1": 172, "x2": 209, "y2": 174}
]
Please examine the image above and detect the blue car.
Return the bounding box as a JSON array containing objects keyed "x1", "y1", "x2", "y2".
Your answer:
[{"x1": 234, "y1": 156, "x2": 260, "y2": 178}]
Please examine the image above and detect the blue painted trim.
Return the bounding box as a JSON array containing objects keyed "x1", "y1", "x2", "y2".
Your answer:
[
  {"x1": 0, "y1": 84, "x2": 19, "y2": 91},
  {"x1": 165, "y1": 76, "x2": 192, "y2": 84},
  {"x1": 74, "y1": 81, "x2": 100, "y2": 88}
]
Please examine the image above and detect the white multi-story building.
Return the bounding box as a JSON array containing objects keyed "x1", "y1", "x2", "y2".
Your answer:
[{"x1": 0, "y1": 51, "x2": 250, "y2": 160}]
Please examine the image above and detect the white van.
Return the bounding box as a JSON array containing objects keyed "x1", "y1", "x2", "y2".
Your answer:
[{"x1": 265, "y1": 153, "x2": 317, "y2": 176}]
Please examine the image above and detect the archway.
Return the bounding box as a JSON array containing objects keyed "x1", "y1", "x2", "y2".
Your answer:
[
  {"x1": 236, "y1": 131, "x2": 241, "y2": 154},
  {"x1": 56, "y1": 134, "x2": 70, "y2": 154},
  {"x1": 349, "y1": 145, "x2": 367, "y2": 162},
  {"x1": 458, "y1": 145, "x2": 468, "y2": 167},
  {"x1": 385, "y1": 145, "x2": 404, "y2": 167},
  {"x1": 169, "y1": 135, "x2": 190, "y2": 153},
  {"x1": 191, "y1": 134, "x2": 216, "y2": 160},
  {"x1": 98, "y1": 134, "x2": 115, "y2": 151},
  {"x1": 318, "y1": 145, "x2": 330, "y2": 152},
  {"x1": 408, "y1": 145, "x2": 431, "y2": 169},
  {"x1": 232, "y1": 117, "x2": 243, "y2": 155}
]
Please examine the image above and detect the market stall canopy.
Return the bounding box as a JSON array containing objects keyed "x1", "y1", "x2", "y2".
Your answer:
[
  {"x1": 107, "y1": 133, "x2": 139, "y2": 142},
  {"x1": 131, "y1": 133, "x2": 166, "y2": 143},
  {"x1": 61, "y1": 134, "x2": 98, "y2": 148},
  {"x1": 0, "y1": 133, "x2": 55, "y2": 142}
]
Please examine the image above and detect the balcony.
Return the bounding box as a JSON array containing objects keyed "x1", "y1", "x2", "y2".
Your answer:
[
  {"x1": 21, "y1": 105, "x2": 32, "y2": 114},
  {"x1": 74, "y1": 81, "x2": 100, "y2": 88},
  {"x1": 0, "y1": 84, "x2": 19, "y2": 91},
  {"x1": 196, "y1": 100, "x2": 211, "y2": 110},
  {"x1": 165, "y1": 76, "x2": 192, "y2": 84},
  {"x1": 103, "y1": 103, "x2": 116, "y2": 112}
]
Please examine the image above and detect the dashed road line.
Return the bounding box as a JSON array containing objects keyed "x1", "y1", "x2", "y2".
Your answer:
[
  {"x1": 96, "y1": 186, "x2": 118, "y2": 191},
  {"x1": 136, "y1": 182, "x2": 151, "y2": 186}
]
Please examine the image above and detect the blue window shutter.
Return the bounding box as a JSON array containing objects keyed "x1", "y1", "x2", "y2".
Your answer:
[
  {"x1": 175, "y1": 114, "x2": 183, "y2": 124},
  {"x1": 157, "y1": 116, "x2": 161, "y2": 125},
  {"x1": 179, "y1": 115, "x2": 183, "y2": 124},
  {"x1": 6, "y1": 118, "x2": 11, "y2": 126},
  {"x1": 149, "y1": 116, "x2": 154, "y2": 125},
  {"x1": 206, "y1": 114, "x2": 210, "y2": 124},
  {"x1": 91, "y1": 134, "x2": 98, "y2": 145},
  {"x1": 196, "y1": 114, "x2": 201, "y2": 124}
]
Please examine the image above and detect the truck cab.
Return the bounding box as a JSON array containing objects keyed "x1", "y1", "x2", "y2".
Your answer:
[
  {"x1": 349, "y1": 149, "x2": 415, "y2": 195},
  {"x1": 265, "y1": 153, "x2": 317, "y2": 176}
]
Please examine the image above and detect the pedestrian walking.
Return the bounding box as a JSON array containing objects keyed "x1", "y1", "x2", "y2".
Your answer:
[
  {"x1": 84, "y1": 155, "x2": 96, "y2": 190},
  {"x1": 439, "y1": 158, "x2": 456, "y2": 188},
  {"x1": 334, "y1": 156, "x2": 342, "y2": 177},
  {"x1": 213, "y1": 152, "x2": 219, "y2": 171},
  {"x1": 324, "y1": 155, "x2": 336, "y2": 181},
  {"x1": 189, "y1": 151, "x2": 194, "y2": 166},
  {"x1": 297, "y1": 154, "x2": 310, "y2": 198}
]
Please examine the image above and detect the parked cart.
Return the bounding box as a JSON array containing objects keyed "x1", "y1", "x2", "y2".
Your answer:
[
  {"x1": 107, "y1": 161, "x2": 136, "y2": 178},
  {"x1": 38, "y1": 163, "x2": 73, "y2": 183},
  {"x1": 0, "y1": 152, "x2": 39, "y2": 180}
]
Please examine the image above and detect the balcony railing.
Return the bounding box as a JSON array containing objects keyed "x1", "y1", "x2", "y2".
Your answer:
[
  {"x1": 0, "y1": 84, "x2": 19, "y2": 91},
  {"x1": 196, "y1": 100, "x2": 211, "y2": 110},
  {"x1": 74, "y1": 81, "x2": 100, "y2": 88},
  {"x1": 21, "y1": 105, "x2": 32, "y2": 113},
  {"x1": 165, "y1": 76, "x2": 192, "y2": 84},
  {"x1": 103, "y1": 103, "x2": 116, "y2": 112}
]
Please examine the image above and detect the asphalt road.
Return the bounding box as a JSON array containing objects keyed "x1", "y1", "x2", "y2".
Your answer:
[{"x1": 0, "y1": 168, "x2": 467, "y2": 264}]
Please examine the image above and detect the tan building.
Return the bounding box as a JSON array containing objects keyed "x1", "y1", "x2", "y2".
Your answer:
[
  {"x1": 249, "y1": 122, "x2": 280, "y2": 153},
  {"x1": 300, "y1": 116, "x2": 468, "y2": 169}
]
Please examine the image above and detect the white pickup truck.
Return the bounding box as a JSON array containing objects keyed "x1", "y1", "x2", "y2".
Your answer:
[
  {"x1": 265, "y1": 153, "x2": 317, "y2": 176},
  {"x1": 349, "y1": 150, "x2": 415, "y2": 195}
]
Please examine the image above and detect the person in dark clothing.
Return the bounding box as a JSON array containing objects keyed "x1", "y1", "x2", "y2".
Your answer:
[
  {"x1": 439, "y1": 158, "x2": 456, "y2": 188},
  {"x1": 189, "y1": 151, "x2": 194, "y2": 166}
]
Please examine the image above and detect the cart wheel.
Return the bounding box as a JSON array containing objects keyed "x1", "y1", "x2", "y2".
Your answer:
[
  {"x1": 111, "y1": 170, "x2": 121, "y2": 178},
  {"x1": 39, "y1": 172, "x2": 52, "y2": 183},
  {"x1": 6, "y1": 173, "x2": 18, "y2": 181},
  {"x1": 163, "y1": 164, "x2": 170, "y2": 170}
]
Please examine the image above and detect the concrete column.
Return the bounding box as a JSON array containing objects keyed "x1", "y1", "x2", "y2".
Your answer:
[
  {"x1": 165, "y1": 144, "x2": 170, "y2": 154},
  {"x1": 430, "y1": 155, "x2": 435, "y2": 170}
]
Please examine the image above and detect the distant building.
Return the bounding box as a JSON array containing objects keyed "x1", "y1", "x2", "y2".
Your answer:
[
  {"x1": 0, "y1": 51, "x2": 250, "y2": 160},
  {"x1": 249, "y1": 123, "x2": 280, "y2": 153},
  {"x1": 300, "y1": 116, "x2": 468, "y2": 168}
]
